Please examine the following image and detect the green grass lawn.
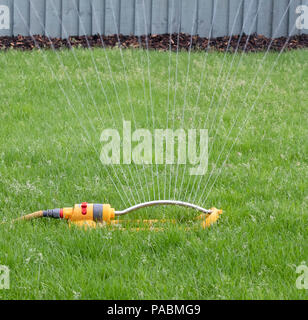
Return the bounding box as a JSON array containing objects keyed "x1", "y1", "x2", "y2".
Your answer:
[{"x1": 0, "y1": 47, "x2": 307, "y2": 299}]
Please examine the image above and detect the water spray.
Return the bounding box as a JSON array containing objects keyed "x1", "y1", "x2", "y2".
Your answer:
[{"x1": 12, "y1": 200, "x2": 222, "y2": 230}]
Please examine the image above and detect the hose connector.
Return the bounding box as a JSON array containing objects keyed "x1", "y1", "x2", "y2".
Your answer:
[{"x1": 43, "y1": 208, "x2": 62, "y2": 219}]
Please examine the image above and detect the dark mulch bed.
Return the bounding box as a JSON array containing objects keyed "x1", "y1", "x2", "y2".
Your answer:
[{"x1": 0, "y1": 33, "x2": 307, "y2": 52}]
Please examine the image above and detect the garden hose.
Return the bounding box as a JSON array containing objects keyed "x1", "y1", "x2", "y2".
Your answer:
[{"x1": 11, "y1": 201, "x2": 222, "y2": 230}]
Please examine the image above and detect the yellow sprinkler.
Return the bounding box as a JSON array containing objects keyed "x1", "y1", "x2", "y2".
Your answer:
[{"x1": 12, "y1": 200, "x2": 222, "y2": 230}]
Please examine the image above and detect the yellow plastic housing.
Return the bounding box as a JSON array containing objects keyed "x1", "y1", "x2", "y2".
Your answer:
[
  {"x1": 103, "y1": 204, "x2": 115, "y2": 222},
  {"x1": 63, "y1": 203, "x2": 115, "y2": 223}
]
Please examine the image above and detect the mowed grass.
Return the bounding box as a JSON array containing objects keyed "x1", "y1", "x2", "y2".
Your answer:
[{"x1": 0, "y1": 47, "x2": 307, "y2": 300}]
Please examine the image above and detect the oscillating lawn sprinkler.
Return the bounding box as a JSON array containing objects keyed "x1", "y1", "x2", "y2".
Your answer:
[{"x1": 14, "y1": 200, "x2": 222, "y2": 230}]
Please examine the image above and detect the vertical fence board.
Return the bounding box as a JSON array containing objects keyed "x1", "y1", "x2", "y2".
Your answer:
[
  {"x1": 0, "y1": 0, "x2": 13, "y2": 36},
  {"x1": 181, "y1": 0, "x2": 198, "y2": 34},
  {"x1": 243, "y1": 0, "x2": 258, "y2": 35},
  {"x1": 79, "y1": 0, "x2": 91, "y2": 36},
  {"x1": 92, "y1": 0, "x2": 105, "y2": 35},
  {"x1": 197, "y1": 0, "x2": 213, "y2": 37},
  {"x1": 145, "y1": 0, "x2": 152, "y2": 34},
  {"x1": 105, "y1": 0, "x2": 120, "y2": 35},
  {"x1": 135, "y1": 0, "x2": 151, "y2": 35},
  {"x1": 30, "y1": 0, "x2": 45, "y2": 36},
  {"x1": 135, "y1": 0, "x2": 143, "y2": 35},
  {"x1": 212, "y1": 0, "x2": 228, "y2": 37},
  {"x1": 257, "y1": 0, "x2": 272, "y2": 37},
  {"x1": 272, "y1": 0, "x2": 289, "y2": 37},
  {"x1": 168, "y1": 0, "x2": 181, "y2": 34},
  {"x1": 301, "y1": 0, "x2": 308, "y2": 34},
  {"x1": 120, "y1": 0, "x2": 134, "y2": 35},
  {"x1": 62, "y1": 0, "x2": 78, "y2": 38},
  {"x1": 45, "y1": 0, "x2": 61, "y2": 38},
  {"x1": 289, "y1": 0, "x2": 301, "y2": 36},
  {"x1": 152, "y1": 0, "x2": 167, "y2": 34},
  {"x1": 13, "y1": 0, "x2": 30, "y2": 36},
  {"x1": 228, "y1": 0, "x2": 243, "y2": 36}
]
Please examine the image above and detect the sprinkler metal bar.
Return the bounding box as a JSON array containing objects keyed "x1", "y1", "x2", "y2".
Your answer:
[{"x1": 114, "y1": 200, "x2": 212, "y2": 216}]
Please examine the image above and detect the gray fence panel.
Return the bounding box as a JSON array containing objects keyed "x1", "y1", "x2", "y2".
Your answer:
[
  {"x1": 0, "y1": 0, "x2": 13, "y2": 36},
  {"x1": 152, "y1": 0, "x2": 168, "y2": 34},
  {"x1": 228, "y1": 0, "x2": 243, "y2": 36},
  {"x1": 135, "y1": 0, "x2": 151, "y2": 36},
  {"x1": 212, "y1": 0, "x2": 229, "y2": 37},
  {"x1": 13, "y1": 0, "x2": 30, "y2": 36},
  {"x1": 135, "y1": 0, "x2": 143, "y2": 36},
  {"x1": 45, "y1": 0, "x2": 61, "y2": 38},
  {"x1": 181, "y1": 0, "x2": 198, "y2": 34},
  {"x1": 30, "y1": 0, "x2": 45, "y2": 36},
  {"x1": 92, "y1": 0, "x2": 105, "y2": 35},
  {"x1": 62, "y1": 0, "x2": 78, "y2": 38},
  {"x1": 243, "y1": 0, "x2": 258, "y2": 35},
  {"x1": 302, "y1": 0, "x2": 308, "y2": 34},
  {"x1": 1, "y1": 0, "x2": 307, "y2": 39},
  {"x1": 120, "y1": 0, "x2": 134, "y2": 35},
  {"x1": 168, "y1": 0, "x2": 181, "y2": 33},
  {"x1": 79, "y1": 0, "x2": 91, "y2": 36},
  {"x1": 257, "y1": 0, "x2": 272, "y2": 37},
  {"x1": 289, "y1": 0, "x2": 301, "y2": 35},
  {"x1": 105, "y1": 0, "x2": 120, "y2": 35},
  {"x1": 272, "y1": 0, "x2": 289, "y2": 37},
  {"x1": 197, "y1": 0, "x2": 213, "y2": 37}
]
